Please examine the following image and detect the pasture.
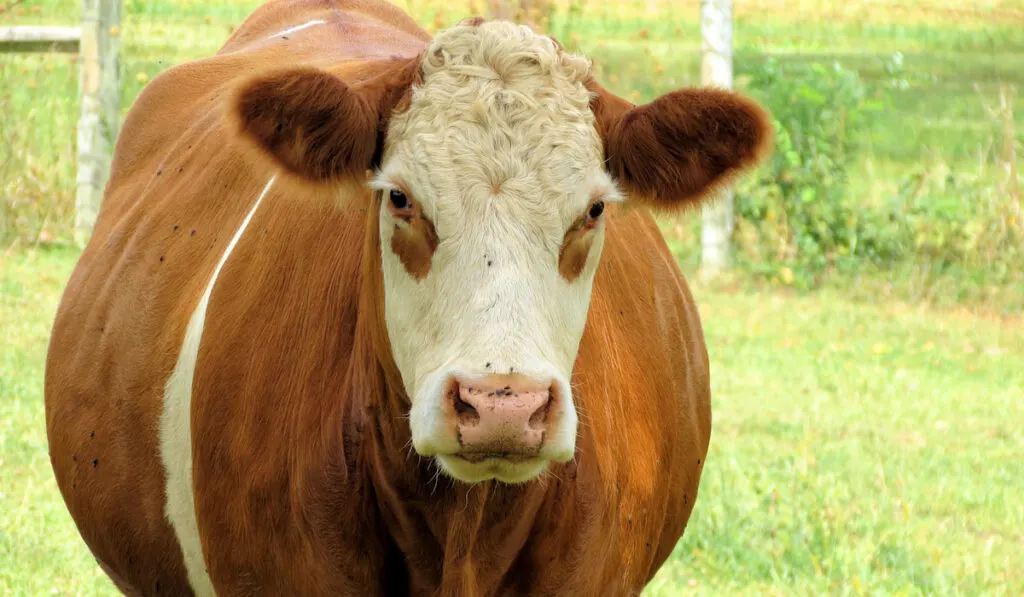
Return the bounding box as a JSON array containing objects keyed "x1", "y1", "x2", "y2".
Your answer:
[{"x1": 1, "y1": 0, "x2": 1022, "y2": 594}]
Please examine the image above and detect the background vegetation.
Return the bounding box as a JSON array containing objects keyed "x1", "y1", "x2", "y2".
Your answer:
[
  {"x1": 1, "y1": 0, "x2": 1021, "y2": 594},
  {"x1": 3, "y1": 0, "x2": 1023, "y2": 309}
]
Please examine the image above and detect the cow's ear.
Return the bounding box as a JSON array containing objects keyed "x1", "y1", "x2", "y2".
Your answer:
[
  {"x1": 233, "y1": 58, "x2": 421, "y2": 181},
  {"x1": 589, "y1": 79, "x2": 772, "y2": 210}
]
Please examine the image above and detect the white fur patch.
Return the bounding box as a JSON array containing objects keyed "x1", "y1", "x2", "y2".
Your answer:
[
  {"x1": 160, "y1": 177, "x2": 276, "y2": 595},
  {"x1": 373, "y1": 21, "x2": 622, "y2": 481},
  {"x1": 267, "y1": 19, "x2": 327, "y2": 40}
]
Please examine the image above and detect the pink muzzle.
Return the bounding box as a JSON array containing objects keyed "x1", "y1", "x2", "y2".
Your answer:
[{"x1": 452, "y1": 376, "x2": 553, "y2": 459}]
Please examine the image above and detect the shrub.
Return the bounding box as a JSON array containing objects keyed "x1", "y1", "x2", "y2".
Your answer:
[
  {"x1": 887, "y1": 160, "x2": 1023, "y2": 276},
  {"x1": 728, "y1": 54, "x2": 1021, "y2": 293},
  {"x1": 730, "y1": 55, "x2": 887, "y2": 287}
]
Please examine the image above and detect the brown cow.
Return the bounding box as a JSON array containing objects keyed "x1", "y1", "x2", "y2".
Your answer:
[{"x1": 44, "y1": 0, "x2": 771, "y2": 594}]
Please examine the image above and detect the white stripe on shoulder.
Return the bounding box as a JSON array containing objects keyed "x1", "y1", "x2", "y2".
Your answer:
[
  {"x1": 159, "y1": 176, "x2": 276, "y2": 596},
  {"x1": 267, "y1": 19, "x2": 327, "y2": 40}
]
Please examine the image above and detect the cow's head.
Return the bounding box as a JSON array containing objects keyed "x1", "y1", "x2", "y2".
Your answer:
[{"x1": 234, "y1": 20, "x2": 770, "y2": 484}]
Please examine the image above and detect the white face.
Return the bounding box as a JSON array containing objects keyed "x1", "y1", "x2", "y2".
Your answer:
[{"x1": 370, "y1": 21, "x2": 622, "y2": 484}]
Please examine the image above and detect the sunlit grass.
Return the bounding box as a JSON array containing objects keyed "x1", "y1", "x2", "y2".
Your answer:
[
  {"x1": 649, "y1": 281, "x2": 1024, "y2": 595},
  {"x1": 0, "y1": 248, "x2": 115, "y2": 595}
]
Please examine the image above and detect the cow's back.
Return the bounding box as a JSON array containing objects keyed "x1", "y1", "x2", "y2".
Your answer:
[{"x1": 44, "y1": 2, "x2": 428, "y2": 593}]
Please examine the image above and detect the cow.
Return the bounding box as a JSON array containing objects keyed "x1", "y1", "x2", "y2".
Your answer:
[{"x1": 44, "y1": 0, "x2": 771, "y2": 594}]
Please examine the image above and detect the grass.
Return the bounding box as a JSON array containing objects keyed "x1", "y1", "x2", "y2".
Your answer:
[
  {"x1": 649, "y1": 283, "x2": 1024, "y2": 595},
  {"x1": 2, "y1": 246, "x2": 1021, "y2": 594},
  {"x1": 0, "y1": 248, "x2": 115, "y2": 595}
]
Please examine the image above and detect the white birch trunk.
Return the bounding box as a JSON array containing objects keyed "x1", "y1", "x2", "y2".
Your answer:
[
  {"x1": 75, "y1": 0, "x2": 120, "y2": 246},
  {"x1": 699, "y1": 0, "x2": 734, "y2": 278}
]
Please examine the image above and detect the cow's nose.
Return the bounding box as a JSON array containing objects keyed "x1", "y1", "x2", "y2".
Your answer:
[{"x1": 451, "y1": 375, "x2": 553, "y2": 455}]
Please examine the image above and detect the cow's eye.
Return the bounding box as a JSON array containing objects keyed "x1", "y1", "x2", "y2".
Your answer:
[
  {"x1": 588, "y1": 201, "x2": 605, "y2": 220},
  {"x1": 389, "y1": 189, "x2": 409, "y2": 210}
]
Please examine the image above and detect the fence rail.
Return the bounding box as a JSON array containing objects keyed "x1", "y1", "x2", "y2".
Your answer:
[{"x1": 0, "y1": 26, "x2": 81, "y2": 53}]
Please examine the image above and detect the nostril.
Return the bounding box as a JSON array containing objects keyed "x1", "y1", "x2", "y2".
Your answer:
[
  {"x1": 528, "y1": 391, "x2": 554, "y2": 430},
  {"x1": 452, "y1": 385, "x2": 480, "y2": 426}
]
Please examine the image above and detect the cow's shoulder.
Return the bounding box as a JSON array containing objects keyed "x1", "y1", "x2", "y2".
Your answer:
[{"x1": 568, "y1": 205, "x2": 711, "y2": 586}]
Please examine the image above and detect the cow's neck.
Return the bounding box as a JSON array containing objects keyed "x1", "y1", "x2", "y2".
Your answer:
[{"x1": 351, "y1": 199, "x2": 553, "y2": 592}]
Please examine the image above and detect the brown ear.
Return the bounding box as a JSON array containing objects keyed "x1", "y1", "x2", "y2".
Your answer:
[
  {"x1": 233, "y1": 57, "x2": 421, "y2": 181},
  {"x1": 589, "y1": 80, "x2": 773, "y2": 209}
]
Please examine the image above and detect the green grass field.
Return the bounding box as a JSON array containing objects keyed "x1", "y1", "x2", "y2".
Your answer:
[
  {"x1": 3, "y1": 247, "x2": 1022, "y2": 595},
  {"x1": 2, "y1": 0, "x2": 1023, "y2": 594}
]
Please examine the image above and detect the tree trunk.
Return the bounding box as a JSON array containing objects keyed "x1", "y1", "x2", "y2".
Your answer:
[
  {"x1": 699, "y1": 0, "x2": 734, "y2": 279},
  {"x1": 75, "y1": 0, "x2": 120, "y2": 246}
]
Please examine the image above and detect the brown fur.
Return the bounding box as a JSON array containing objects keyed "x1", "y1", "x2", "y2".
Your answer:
[
  {"x1": 234, "y1": 57, "x2": 421, "y2": 180},
  {"x1": 589, "y1": 79, "x2": 773, "y2": 210},
  {"x1": 42, "y1": 1, "x2": 770, "y2": 594},
  {"x1": 558, "y1": 212, "x2": 599, "y2": 282},
  {"x1": 387, "y1": 191, "x2": 439, "y2": 280},
  {"x1": 235, "y1": 68, "x2": 379, "y2": 180}
]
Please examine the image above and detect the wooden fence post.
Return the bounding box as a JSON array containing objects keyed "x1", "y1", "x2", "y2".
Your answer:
[
  {"x1": 75, "y1": 0, "x2": 120, "y2": 246},
  {"x1": 699, "y1": 0, "x2": 734, "y2": 279}
]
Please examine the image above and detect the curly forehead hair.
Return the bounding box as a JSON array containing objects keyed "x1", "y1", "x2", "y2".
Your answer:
[
  {"x1": 423, "y1": 19, "x2": 592, "y2": 86},
  {"x1": 382, "y1": 20, "x2": 608, "y2": 219}
]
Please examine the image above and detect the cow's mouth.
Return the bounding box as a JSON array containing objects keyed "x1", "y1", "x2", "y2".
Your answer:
[
  {"x1": 454, "y1": 451, "x2": 538, "y2": 464},
  {"x1": 435, "y1": 452, "x2": 549, "y2": 484}
]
